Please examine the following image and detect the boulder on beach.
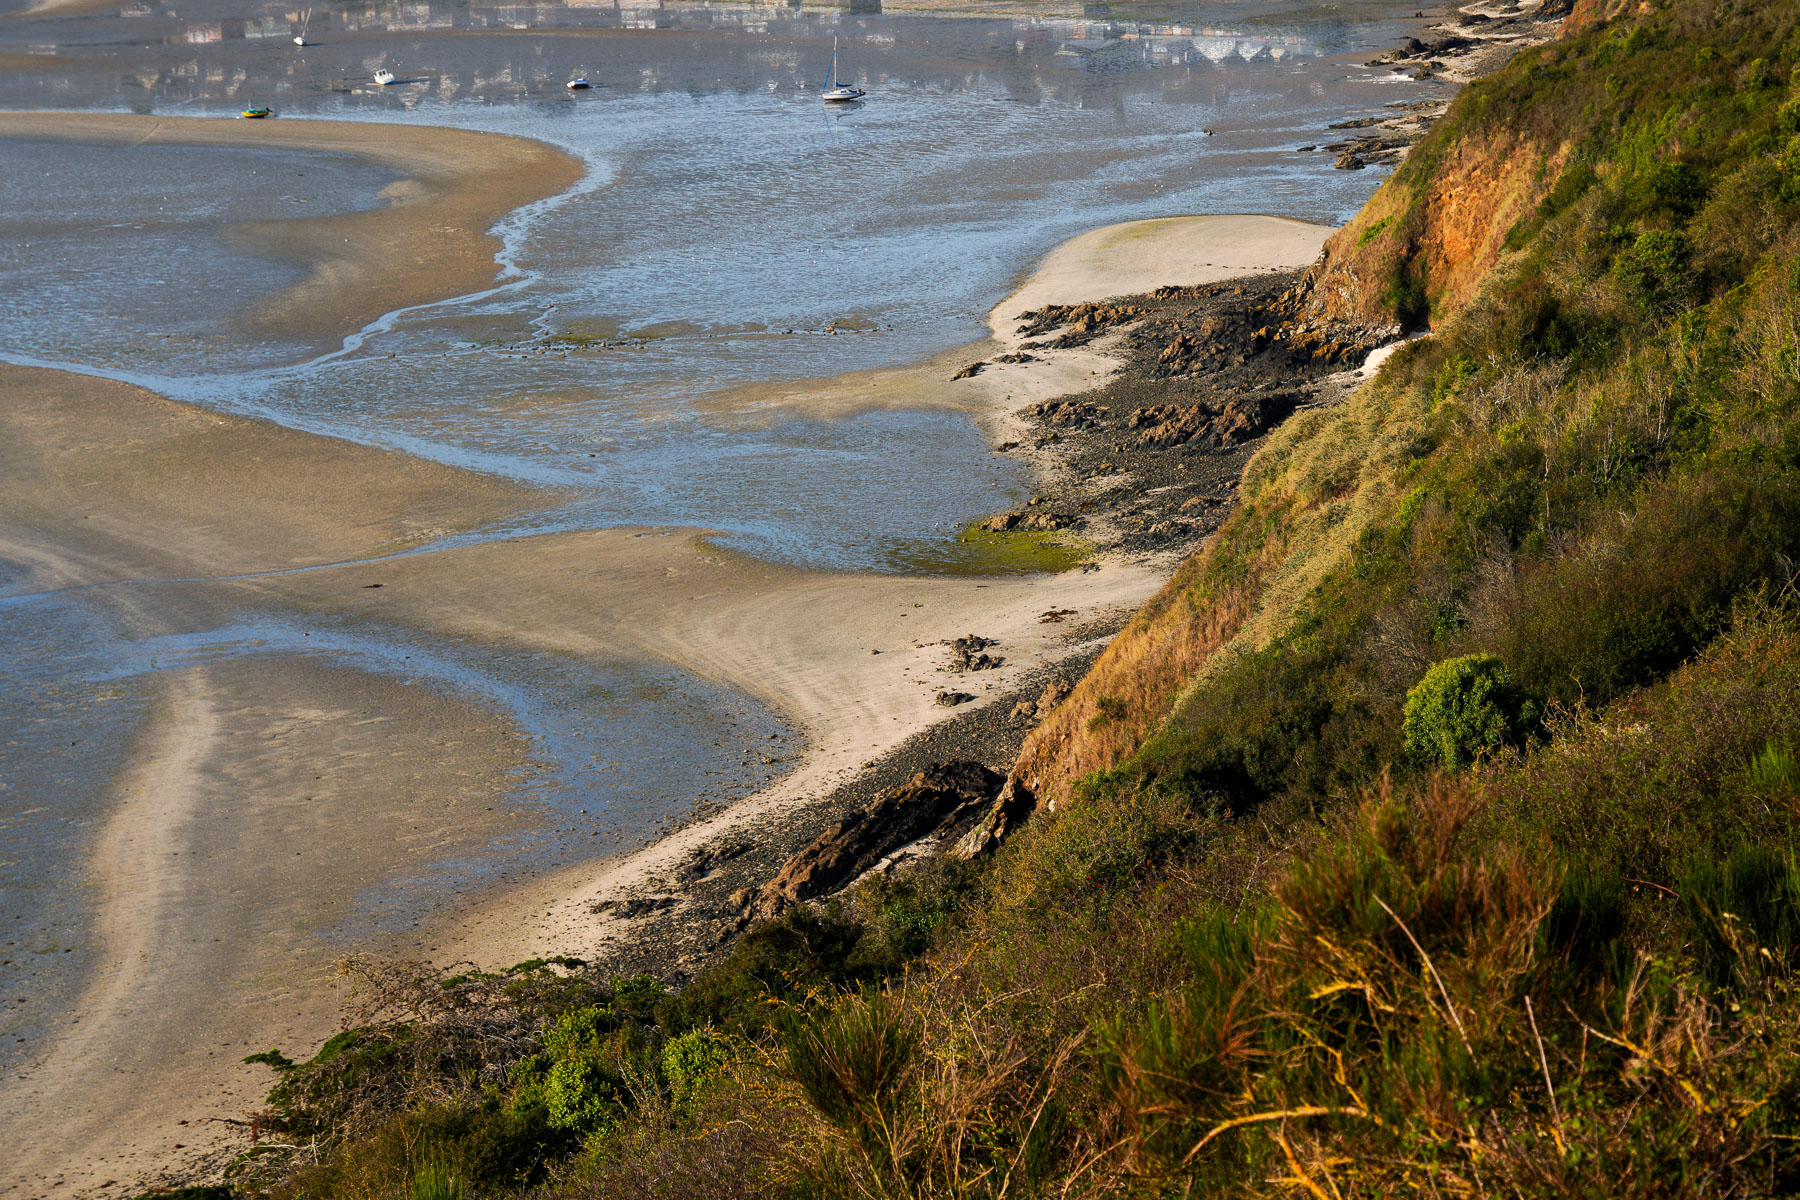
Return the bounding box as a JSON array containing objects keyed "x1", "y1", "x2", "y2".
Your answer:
[{"x1": 981, "y1": 510, "x2": 1077, "y2": 533}]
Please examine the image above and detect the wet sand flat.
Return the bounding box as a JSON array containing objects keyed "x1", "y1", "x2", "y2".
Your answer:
[
  {"x1": 0, "y1": 363, "x2": 555, "y2": 585},
  {"x1": 0, "y1": 113, "x2": 584, "y2": 346},
  {"x1": 0, "y1": 365, "x2": 564, "y2": 1195},
  {"x1": 0, "y1": 659, "x2": 532, "y2": 1197},
  {"x1": 0, "y1": 359, "x2": 1164, "y2": 1197}
]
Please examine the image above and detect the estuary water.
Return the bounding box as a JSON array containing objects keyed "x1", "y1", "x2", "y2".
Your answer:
[
  {"x1": 0, "y1": 0, "x2": 1446, "y2": 1068},
  {"x1": 0, "y1": 0, "x2": 1448, "y2": 565}
]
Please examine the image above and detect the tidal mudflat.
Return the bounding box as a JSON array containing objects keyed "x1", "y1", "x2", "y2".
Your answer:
[{"x1": 0, "y1": 0, "x2": 1441, "y2": 1191}]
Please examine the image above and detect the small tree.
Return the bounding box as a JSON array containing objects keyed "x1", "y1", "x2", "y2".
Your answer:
[{"x1": 1401, "y1": 654, "x2": 1538, "y2": 769}]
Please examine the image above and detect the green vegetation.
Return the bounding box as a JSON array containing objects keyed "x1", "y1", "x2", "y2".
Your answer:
[
  {"x1": 1400, "y1": 653, "x2": 1538, "y2": 768},
  {"x1": 880, "y1": 523, "x2": 1090, "y2": 577},
  {"x1": 222, "y1": 2, "x2": 1800, "y2": 1196}
]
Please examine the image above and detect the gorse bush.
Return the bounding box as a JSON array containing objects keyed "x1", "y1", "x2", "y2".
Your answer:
[
  {"x1": 1401, "y1": 653, "x2": 1538, "y2": 767},
  {"x1": 1614, "y1": 228, "x2": 1698, "y2": 314}
]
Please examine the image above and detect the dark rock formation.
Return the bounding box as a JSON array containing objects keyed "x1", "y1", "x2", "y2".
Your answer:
[
  {"x1": 981, "y1": 510, "x2": 1078, "y2": 533},
  {"x1": 945, "y1": 635, "x2": 1004, "y2": 672},
  {"x1": 743, "y1": 761, "x2": 1004, "y2": 920},
  {"x1": 1128, "y1": 391, "x2": 1298, "y2": 448},
  {"x1": 1014, "y1": 301, "x2": 1146, "y2": 346},
  {"x1": 1023, "y1": 399, "x2": 1107, "y2": 429},
  {"x1": 949, "y1": 776, "x2": 1039, "y2": 861}
]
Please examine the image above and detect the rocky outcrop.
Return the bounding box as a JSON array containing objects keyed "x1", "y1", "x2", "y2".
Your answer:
[
  {"x1": 1128, "y1": 392, "x2": 1299, "y2": 449},
  {"x1": 1015, "y1": 301, "x2": 1146, "y2": 345},
  {"x1": 944, "y1": 635, "x2": 1004, "y2": 672},
  {"x1": 949, "y1": 776, "x2": 1039, "y2": 861},
  {"x1": 981, "y1": 510, "x2": 1078, "y2": 533},
  {"x1": 741, "y1": 762, "x2": 1004, "y2": 921},
  {"x1": 1010, "y1": 678, "x2": 1074, "y2": 723},
  {"x1": 1023, "y1": 399, "x2": 1107, "y2": 429}
]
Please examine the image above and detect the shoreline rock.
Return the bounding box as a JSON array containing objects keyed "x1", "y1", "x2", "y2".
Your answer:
[{"x1": 740, "y1": 761, "x2": 1004, "y2": 922}]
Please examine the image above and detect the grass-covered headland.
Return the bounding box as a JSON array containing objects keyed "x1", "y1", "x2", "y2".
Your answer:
[{"x1": 197, "y1": 1, "x2": 1800, "y2": 1195}]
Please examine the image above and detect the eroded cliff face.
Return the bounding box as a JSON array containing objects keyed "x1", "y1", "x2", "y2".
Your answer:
[
  {"x1": 1301, "y1": 129, "x2": 1572, "y2": 328},
  {"x1": 1012, "y1": 2, "x2": 1599, "y2": 804},
  {"x1": 1300, "y1": 0, "x2": 1614, "y2": 329}
]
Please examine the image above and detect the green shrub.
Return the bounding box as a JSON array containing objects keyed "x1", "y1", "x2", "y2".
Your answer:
[
  {"x1": 1614, "y1": 229, "x2": 1698, "y2": 315},
  {"x1": 1633, "y1": 160, "x2": 1708, "y2": 219},
  {"x1": 1401, "y1": 654, "x2": 1539, "y2": 768},
  {"x1": 275, "y1": 1101, "x2": 560, "y2": 1198},
  {"x1": 659, "y1": 904, "x2": 879, "y2": 1038},
  {"x1": 660, "y1": 1028, "x2": 729, "y2": 1108},
  {"x1": 543, "y1": 1057, "x2": 622, "y2": 1134}
]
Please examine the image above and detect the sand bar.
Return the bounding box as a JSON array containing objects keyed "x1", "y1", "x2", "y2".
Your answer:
[
  {"x1": 993, "y1": 213, "x2": 1333, "y2": 323},
  {"x1": 0, "y1": 112, "x2": 584, "y2": 345}
]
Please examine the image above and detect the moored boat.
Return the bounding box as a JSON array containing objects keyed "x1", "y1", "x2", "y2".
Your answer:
[{"x1": 820, "y1": 38, "x2": 865, "y2": 102}]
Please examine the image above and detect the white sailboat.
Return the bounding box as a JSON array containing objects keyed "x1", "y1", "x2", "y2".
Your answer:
[
  {"x1": 820, "y1": 37, "x2": 864, "y2": 102},
  {"x1": 293, "y1": 7, "x2": 311, "y2": 45}
]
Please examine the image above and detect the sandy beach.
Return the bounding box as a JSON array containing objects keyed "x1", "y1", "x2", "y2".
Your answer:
[
  {"x1": 0, "y1": 210, "x2": 1334, "y2": 1197},
  {"x1": 0, "y1": 113, "x2": 584, "y2": 347},
  {"x1": 708, "y1": 214, "x2": 1334, "y2": 436}
]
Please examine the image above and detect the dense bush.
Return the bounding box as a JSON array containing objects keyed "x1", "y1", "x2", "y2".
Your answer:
[{"x1": 1400, "y1": 653, "x2": 1538, "y2": 767}]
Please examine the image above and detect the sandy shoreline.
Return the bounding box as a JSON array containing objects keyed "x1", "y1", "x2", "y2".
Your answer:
[
  {"x1": 0, "y1": 212, "x2": 1332, "y2": 1197},
  {"x1": 705, "y1": 215, "x2": 1333, "y2": 439},
  {"x1": 0, "y1": 113, "x2": 584, "y2": 347}
]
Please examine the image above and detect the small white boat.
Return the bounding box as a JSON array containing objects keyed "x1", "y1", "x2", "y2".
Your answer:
[
  {"x1": 820, "y1": 37, "x2": 864, "y2": 102},
  {"x1": 566, "y1": 77, "x2": 591, "y2": 90},
  {"x1": 374, "y1": 68, "x2": 396, "y2": 86},
  {"x1": 293, "y1": 7, "x2": 310, "y2": 45}
]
